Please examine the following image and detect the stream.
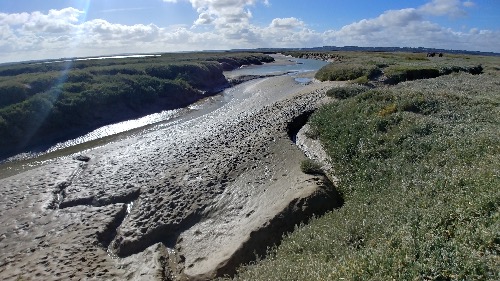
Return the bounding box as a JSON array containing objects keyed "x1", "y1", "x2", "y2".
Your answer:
[{"x1": 0, "y1": 55, "x2": 327, "y2": 178}]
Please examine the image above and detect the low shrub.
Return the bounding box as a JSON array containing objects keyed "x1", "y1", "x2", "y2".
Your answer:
[
  {"x1": 300, "y1": 159, "x2": 323, "y2": 174},
  {"x1": 315, "y1": 63, "x2": 380, "y2": 82},
  {"x1": 386, "y1": 64, "x2": 483, "y2": 85},
  {"x1": 326, "y1": 85, "x2": 369, "y2": 99},
  {"x1": 0, "y1": 81, "x2": 30, "y2": 107},
  {"x1": 464, "y1": 64, "x2": 483, "y2": 75},
  {"x1": 351, "y1": 75, "x2": 369, "y2": 84},
  {"x1": 232, "y1": 72, "x2": 500, "y2": 280},
  {"x1": 377, "y1": 103, "x2": 397, "y2": 117},
  {"x1": 384, "y1": 66, "x2": 440, "y2": 84}
]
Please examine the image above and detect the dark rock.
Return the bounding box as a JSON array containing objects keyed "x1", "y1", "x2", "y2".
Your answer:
[{"x1": 74, "y1": 155, "x2": 91, "y2": 162}]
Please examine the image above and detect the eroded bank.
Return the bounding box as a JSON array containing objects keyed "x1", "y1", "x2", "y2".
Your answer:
[{"x1": 0, "y1": 75, "x2": 345, "y2": 280}]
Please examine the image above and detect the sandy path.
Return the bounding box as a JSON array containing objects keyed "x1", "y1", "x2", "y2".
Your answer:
[{"x1": 0, "y1": 75, "x2": 344, "y2": 280}]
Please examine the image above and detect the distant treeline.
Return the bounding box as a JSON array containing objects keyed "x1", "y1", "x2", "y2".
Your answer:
[{"x1": 0, "y1": 52, "x2": 273, "y2": 158}]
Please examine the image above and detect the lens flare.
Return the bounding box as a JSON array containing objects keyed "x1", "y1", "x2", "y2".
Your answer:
[{"x1": 21, "y1": 1, "x2": 93, "y2": 151}]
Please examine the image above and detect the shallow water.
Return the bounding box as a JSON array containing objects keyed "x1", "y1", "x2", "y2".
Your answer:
[
  {"x1": 0, "y1": 55, "x2": 327, "y2": 178},
  {"x1": 228, "y1": 56, "x2": 327, "y2": 77},
  {"x1": 294, "y1": 77, "x2": 313, "y2": 84}
]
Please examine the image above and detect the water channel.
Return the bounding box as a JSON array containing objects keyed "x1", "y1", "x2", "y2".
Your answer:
[{"x1": 0, "y1": 55, "x2": 327, "y2": 178}]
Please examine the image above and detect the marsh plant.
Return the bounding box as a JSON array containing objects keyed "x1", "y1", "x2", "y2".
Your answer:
[
  {"x1": 307, "y1": 51, "x2": 487, "y2": 85},
  {"x1": 230, "y1": 56, "x2": 499, "y2": 280},
  {"x1": 326, "y1": 85, "x2": 369, "y2": 99},
  {"x1": 300, "y1": 159, "x2": 323, "y2": 175}
]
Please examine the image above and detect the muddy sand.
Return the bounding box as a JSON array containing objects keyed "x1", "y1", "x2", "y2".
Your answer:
[{"x1": 0, "y1": 75, "x2": 345, "y2": 280}]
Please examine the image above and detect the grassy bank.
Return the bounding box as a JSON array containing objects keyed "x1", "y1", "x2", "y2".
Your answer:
[
  {"x1": 286, "y1": 51, "x2": 490, "y2": 85},
  {"x1": 230, "y1": 57, "x2": 499, "y2": 279},
  {"x1": 0, "y1": 52, "x2": 273, "y2": 157}
]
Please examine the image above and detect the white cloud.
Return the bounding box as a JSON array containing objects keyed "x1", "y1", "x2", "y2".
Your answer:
[
  {"x1": 176, "y1": 0, "x2": 268, "y2": 27},
  {"x1": 0, "y1": 1, "x2": 498, "y2": 63},
  {"x1": 20, "y1": 7, "x2": 83, "y2": 34},
  {"x1": 82, "y1": 20, "x2": 160, "y2": 42},
  {"x1": 1, "y1": 7, "x2": 82, "y2": 34},
  {"x1": 0, "y1": 12, "x2": 30, "y2": 25},
  {"x1": 318, "y1": 0, "x2": 494, "y2": 50},
  {"x1": 269, "y1": 17, "x2": 304, "y2": 29},
  {"x1": 326, "y1": 8, "x2": 423, "y2": 45},
  {"x1": 377, "y1": 8, "x2": 422, "y2": 27},
  {"x1": 46, "y1": 7, "x2": 83, "y2": 22},
  {"x1": 419, "y1": 0, "x2": 469, "y2": 17},
  {"x1": 194, "y1": 12, "x2": 214, "y2": 25}
]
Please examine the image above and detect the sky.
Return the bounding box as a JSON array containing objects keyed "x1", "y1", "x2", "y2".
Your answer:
[{"x1": 0, "y1": 0, "x2": 499, "y2": 63}]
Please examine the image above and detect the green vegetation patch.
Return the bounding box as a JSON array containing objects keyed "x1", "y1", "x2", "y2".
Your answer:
[
  {"x1": 384, "y1": 65, "x2": 441, "y2": 84},
  {"x1": 0, "y1": 52, "x2": 273, "y2": 155},
  {"x1": 384, "y1": 64, "x2": 483, "y2": 85},
  {"x1": 231, "y1": 72, "x2": 500, "y2": 280},
  {"x1": 307, "y1": 52, "x2": 489, "y2": 85},
  {"x1": 326, "y1": 85, "x2": 369, "y2": 99},
  {"x1": 300, "y1": 159, "x2": 323, "y2": 175},
  {"x1": 315, "y1": 63, "x2": 380, "y2": 82}
]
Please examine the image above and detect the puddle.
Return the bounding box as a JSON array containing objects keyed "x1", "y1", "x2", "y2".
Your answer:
[{"x1": 294, "y1": 77, "x2": 312, "y2": 85}]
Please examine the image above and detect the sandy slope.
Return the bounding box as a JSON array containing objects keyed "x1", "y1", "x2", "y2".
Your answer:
[{"x1": 0, "y1": 74, "x2": 344, "y2": 280}]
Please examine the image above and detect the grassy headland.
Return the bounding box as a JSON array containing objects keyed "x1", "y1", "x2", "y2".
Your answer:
[
  {"x1": 286, "y1": 51, "x2": 489, "y2": 85},
  {"x1": 231, "y1": 53, "x2": 499, "y2": 279},
  {"x1": 0, "y1": 52, "x2": 273, "y2": 158}
]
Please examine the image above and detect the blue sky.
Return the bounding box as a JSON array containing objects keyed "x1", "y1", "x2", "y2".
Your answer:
[{"x1": 0, "y1": 0, "x2": 499, "y2": 63}]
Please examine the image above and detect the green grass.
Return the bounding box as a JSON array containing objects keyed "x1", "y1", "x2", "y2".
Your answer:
[
  {"x1": 315, "y1": 62, "x2": 380, "y2": 82},
  {"x1": 350, "y1": 75, "x2": 370, "y2": 85},
  {"x1": 230, "y1": 68, "x2": 500, "y2": 280},
  {"x1": 384, "y1": 65, "x2": 441, "y2": 84},
  {"x1": 307, "y1": 52, "x2": 490, "y2": 85},
  {"x1": 326, "y1": 85, "x2": 369, "y2": 99},
  {"x1": 384, "y1": 64, "x2": 484, "y2": 85}
]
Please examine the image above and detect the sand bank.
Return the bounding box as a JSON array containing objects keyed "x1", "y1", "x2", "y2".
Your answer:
[{"x1": 0, "y1": 75, "x2": 345, "y2": 280}]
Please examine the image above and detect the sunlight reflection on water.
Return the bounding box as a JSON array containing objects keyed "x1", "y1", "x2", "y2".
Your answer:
[
  {"x1": 228, "y1": 57, "x2": 327, "y2": 77},
  {"x1": 45, "y1": 108, "x2": 183, "y2": 153},
  {"x1": 41, "y1": 56, "x2": 326, "y2": 156}
]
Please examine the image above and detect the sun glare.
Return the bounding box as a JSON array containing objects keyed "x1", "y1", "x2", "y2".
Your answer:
[{"x1": 22, "y1": 1, "x2": 94, "y2": 148}]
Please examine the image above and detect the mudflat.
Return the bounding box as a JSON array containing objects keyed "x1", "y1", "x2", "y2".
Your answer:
[{"x1": 0, "y1": 74, "x2": 344, "y2": 280}]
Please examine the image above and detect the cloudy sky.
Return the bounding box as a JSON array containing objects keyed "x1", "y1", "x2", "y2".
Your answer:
[{"x1": 1, "y1": 0, "x2": 499, "y2": 63}]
